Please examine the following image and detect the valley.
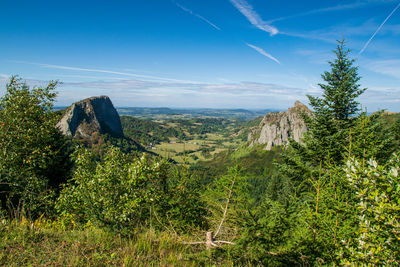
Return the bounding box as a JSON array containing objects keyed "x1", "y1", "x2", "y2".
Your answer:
[{"x1": 119, "y1": 110, "x2": 264, "y2": 164}]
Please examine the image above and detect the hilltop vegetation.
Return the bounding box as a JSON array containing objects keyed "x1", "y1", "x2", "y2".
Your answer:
[{"x1": 1, "y1": 41, "x2": 400, "y2": 266}]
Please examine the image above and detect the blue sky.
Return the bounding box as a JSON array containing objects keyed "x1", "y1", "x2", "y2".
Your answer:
[{"x1": 0, "y1": 0, "x2": 400, "y2": 111}]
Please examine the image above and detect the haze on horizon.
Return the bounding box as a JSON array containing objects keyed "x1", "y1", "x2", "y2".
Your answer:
[{"x1": 0, "y1": 0, "x2": 399, "y2": 111}]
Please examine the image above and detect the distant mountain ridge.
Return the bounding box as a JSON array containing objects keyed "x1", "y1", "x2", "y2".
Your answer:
[
  {"x1": 116, "y1": 107, "x2": 278, "y2": 120},
  {"x1": 248, "y1": 101, "x2": 311, "y2": 150}
]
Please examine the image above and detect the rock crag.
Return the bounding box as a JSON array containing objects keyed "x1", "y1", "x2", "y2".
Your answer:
[
  {"x1": 57, "y1": 96, "x2": 123, "y2": 138},
  {"x1": 248, "y1": 101, "x2": 311, "y2": 150}
]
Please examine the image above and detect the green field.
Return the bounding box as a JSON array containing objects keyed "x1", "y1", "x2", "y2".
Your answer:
[{"x1": 121, "y1": 115, "x2": 251, "y2": 164}]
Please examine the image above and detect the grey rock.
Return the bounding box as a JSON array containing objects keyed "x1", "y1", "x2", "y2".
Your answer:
[
  {"x1": 248, "y1": 101, "x2": 311, "y2": 150},
  {"x1": 57, "y1": 96, "x2": 123, "y2": 138}
]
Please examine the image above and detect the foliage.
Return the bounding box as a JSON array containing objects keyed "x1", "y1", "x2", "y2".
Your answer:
[
  {"x1": 233, "y1": 198, "x2": 299, "y2": 265},
  {"x1": 235, "y1": 116, "x2": 263, "y2": 141},
  {"x1": 57, "y1": 147, "x2": 207, "y2": 233},
  {"x1": 339, "y1": 154, "x2": 400, "y2": 265},
  {"x1": 276, "y1": 40, "x2": 393, "y2": 192},
  {"x1": 314, "y1": 40, "x2": 366, "y2": 121},
  {"x1": 156, "y1": 163, "x2": 209, "y2": 232},
  {"x1": 120, "y1": 115, "x2": 186, "y2": 145},
  {"x1": 251, "y1": 40, "x2": 396, "y2": 264},
  {"x1": 378, "y1": 112, "x2": 400, "y2": 152},
  {"x1": 57, "y1": 147, "x2": 168, "y2": 231},
  {"x1": 204, "y1": 166, "x2": 250, "y2": 241},
  {"x1": 0, "y1": 76, "x2": 72, "y2": 218},
  {"x1": 283, "y1": 39, "x2": 366, "y2": 175},
  {"x1": 348, "y1": 111, "x2": 395, "y2": 162}
]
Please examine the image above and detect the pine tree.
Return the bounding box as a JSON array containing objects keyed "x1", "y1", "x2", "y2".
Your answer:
[
  {"x1": 273, "y1": 40, "x2": 394, "y2": 263},
  {"x1": 304, "y1": 39, "x2": 366, "y2": 164},
  {"x1": 311, "y1": 39, "x2": 366, "y2": 122},
  {"x1": 278, "y1": 39, "x2": 366, "y2": 180}
]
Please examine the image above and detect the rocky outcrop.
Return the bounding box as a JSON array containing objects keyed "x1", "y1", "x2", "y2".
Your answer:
[
  {"x1": 248, "y1": 101, "x2": 312, "y2": 150},
  {"x1": 57, "y1": 96, "x2": 123, "y2": 138}
]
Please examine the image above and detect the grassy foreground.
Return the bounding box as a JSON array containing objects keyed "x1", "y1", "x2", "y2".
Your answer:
[{"x1": 0, "y1": 218, "x2": 236, "y2": 266}]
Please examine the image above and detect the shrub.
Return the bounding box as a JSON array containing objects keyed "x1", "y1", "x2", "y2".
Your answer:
[
  {"x1": 57, "y1": 147, "x2": 207, "y2": 233},
  {"x1": 340, "y1": 154, "x2": 400, "y2": 265},
  {"x1": 0, "y1": 77, "x2": 71, "y2": 218}
]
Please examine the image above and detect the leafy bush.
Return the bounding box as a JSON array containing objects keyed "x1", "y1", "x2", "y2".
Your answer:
[
  {"x1": 57, "y1": 147, "x2": 207, "y2": 233},
  {"x1": 0, "y1": 77, "x2": 71, "y2": 218},
  {"x1": 340, "y1": 154, "x2": 400, "y2": 265},
  {"x1": 57, "y1": 147, "x2": 168, "y2": 231}
]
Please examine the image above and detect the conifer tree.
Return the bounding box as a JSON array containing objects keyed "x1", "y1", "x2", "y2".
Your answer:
[
  {"x1": 279, "y1": 39, "x2": 367, "y2": 182},
  {"x1": 305, "y1": 39, "x2": 366, "y2": 164},
  {"x1": 273, "y1": 40, "x2": 393, "y2": 264},
  {"x1": 311, "y1": 39, "x2": 366, "y2": 121}
]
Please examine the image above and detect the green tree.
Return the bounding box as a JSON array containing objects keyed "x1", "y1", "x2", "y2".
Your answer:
[
  {"x1": 263, "y1": 40, "x2": 374, "y2": 264},
  {"x1": 277, "y1": 40, "x2": 369, "y2": 188},
  {"x1": 305, "y1": 39, "x2": 366, "y2": 164},
  {"x1": 204, "y1": 166, "x2": 249, "y2": 241},
  {"x1": 313, "y1": 40, "x2": 366, "y2": 121},
  {"x1": 0, "y1": 76, "x2": 71, "y2": 218}
]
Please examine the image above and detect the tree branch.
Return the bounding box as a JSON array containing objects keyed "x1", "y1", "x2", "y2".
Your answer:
[{"x1": 214, "y1": 177, "x2": 236, "y2": 239}]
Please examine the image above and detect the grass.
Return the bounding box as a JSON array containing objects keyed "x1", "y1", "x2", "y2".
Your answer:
[
  {"x1": 150, "y1": 129, "x2": 246, "y2": 164},
  {"x1": 155, "y1": 142, "x2": 200, "y2": 153},
  {"x1": 0, "y1": 218, "x2": 236, "y2": 266}
]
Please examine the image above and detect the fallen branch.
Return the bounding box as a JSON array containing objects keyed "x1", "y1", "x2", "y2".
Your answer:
[
  {"x1": 182, "y1": 231, "x2": 235, "y2": 249},
  {"x1": 214, "y1": 240, "x2": 235, "y2": 245}
]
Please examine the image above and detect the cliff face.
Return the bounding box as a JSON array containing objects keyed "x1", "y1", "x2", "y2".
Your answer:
[
  {"x1": 248, "y1": 101, "x2": 311, "y2": 150},
  {"x1": 57, "y1": 96, "x2": 123, "y2": 138}
]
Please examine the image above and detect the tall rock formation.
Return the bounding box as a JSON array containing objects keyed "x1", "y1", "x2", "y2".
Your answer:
[
  {"x1": 57, "y1": 96, "x2": 123, "y2": 138},
  {"x1": 248, "y1": 101, "x2": 312, "y2": 150}
]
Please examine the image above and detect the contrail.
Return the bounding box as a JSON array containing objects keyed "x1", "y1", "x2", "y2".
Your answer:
[
  {"x1": 246, "y1": 43, "x2": 281, "y2": 64},
  {"x1": 173, "y1": 1, "x2": 221, "y2": 30},
  {"x1": 11, "y1": 60, "x2": 200, "y2": 84},
  {"x1": 359, "y1": 2, "x2": 400, "y2": 55}
]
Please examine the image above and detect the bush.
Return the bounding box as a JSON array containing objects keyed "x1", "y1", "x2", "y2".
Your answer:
[
  {"x1": 57, "y1": 147, "x2": 168, "y2": 232},
  {"x1": 0, "y1": 76, "x2": 71, "y2": 218},
  {"x1": 57, "y1": 147, "x2": 207, "y2": 233},
  {"x1": 340, "y1": 154, "x2": 400, "y2": 265}
]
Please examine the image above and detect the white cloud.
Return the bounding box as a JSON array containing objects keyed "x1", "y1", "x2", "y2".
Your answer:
[
  {"x1": 365, "y1": 59, "x2": 400, "y2": 78},
  {"x1": 359, "y1": 86, "x2": 400, "y2": 111},
  {"x1": 229, "y1": 0, "x2": 278, "y2": 36},
  {"x1": 58, "y1": 79, "x2": 306, "y2": 108},
  {"x1": 61, "y1": 78, "x2": 305, "y2": 98},
  {"x1": 246, "y1": 43, "x2": 280, "y2": 64}
]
